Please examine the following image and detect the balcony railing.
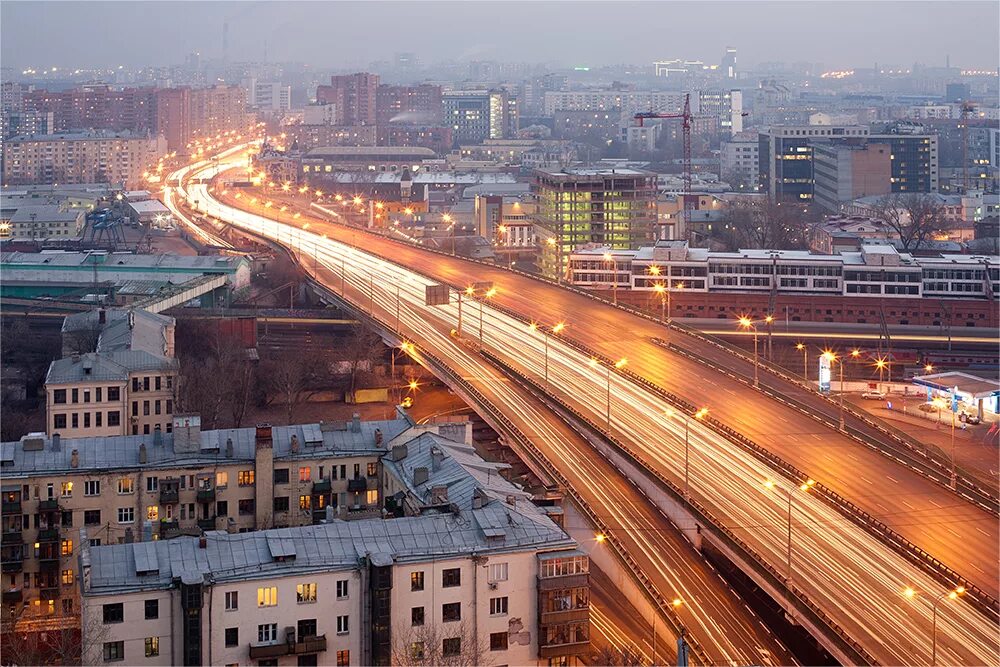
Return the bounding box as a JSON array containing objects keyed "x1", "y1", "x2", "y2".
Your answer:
[
  {"x1": 2, "y1": 588, "x2": 23, "y2": 604},
  {"x1": 1, "y1": 530, "x2": 23, "y2": 544},
  {"x1": 1, "y1": 559, "x2": 23, "y2": 573},
  {"x1": 1, "y1": 501, "x2": 21, "y2": 515},
  {"x1": 38, "y1": 499, "x2": 59, "y2": 512},
  {"x1": 39, "y1": 586, "x2": 60, "y2": 600},
  {"x1": 159, "y1": 487, "x2": 179, "y2": 504},
  {"x1": 248, "y1": 642, "x2": 290, "y2": 659},
  {"x1": 196, "y1": 488, "x2": 216, "y2": 503},
  {"x1": 158, "y1": 519, "x2": 180, "y2": 538},
  {"x1": 38, "y1": 527, "x2": 60, "y2": 542},
  {"x1": 197, "y1": 517, "x2": 216, "y2": 531},
  {"x1": 347, "y1": 478, "x2": 367, "y2": 493},
  {"x1": 293, "y1": 635, "x2": 327, "y2": 655},
  {"x1": 312, "y1": 479, "x2": 331, "y2": 494}
]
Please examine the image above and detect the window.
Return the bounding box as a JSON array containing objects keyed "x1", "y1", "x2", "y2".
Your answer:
[
  {"x1": 488, "y1": 562, "x2": 508, "y2": 583},
  {"x1": 490, "y1": 632, "x2": 508, "y2": 651},
  {"x1": 258, "y1": 622, "x2": 278, "y2": 643},
  {"x1": 146, "y1": 477, "x2": 158, "y2": 492},
  {"x1": 216, "y1": 500, "x2": 228, "y2": 516},
  {"x1": 54, "y1": 389, "x2": 67, "y2": 404},
  {"x1": 216, "y1": 472, "x2": 228, "y2": 488},
  {"x1": 60, "y1": 482, "x2": 73, "y2": 498},
  {"x1": 411, "y1": 571, "x2": 424, "y2": 591},
  {"x1": 54, "y1": 414, "x2": 67, "y2": 429},
  {"x1": 225, "y1": 627, "x2": 239, "y2": 647},
  {"x1": 155, "y1": 376, "x2": 161, "y2": 391},
  {"x1": 410, "y1": 642, "x2": 426, "y2": 661},
  {"x1": 299, "y1": 495, "x2": 311, "y2": 510},
  {"x1": 84, "y1": 510, "x2": 101, "y2": 525},
  {"x1": 61, "y1": 569, "x2": 74, "y2": 586},
  {"x1": 108, "y1": 387, "x2": 120, "y2": 401},
  {"x1": 90, "y1": 538, "x2": 101, "y2": 547},
  {"x1": 144, "y1": 637, "x2": 159, "y2": 657},
  {"x1": 336, "y1": 579, "x2": 348, "y2": 599},
  {"x1": 61, "y1": 539, "x2": 73, "y2": 556},
  {"x1": 366, "y1": 489, "x2": 378, "y2": 505},
  {"x1": 103, "y1": 641, "x2": 124, "y2": 661},
  {"x1": 117, "y1": 507, "x2": 134, "y2": 524},
  {"x1": 257, "y1": 586, "x2": 277, "y2": 607},
  {"x1": 143, "y1": 401, "x2": 149, "y2": 416},
  {"x1": 273, "y1": 496, "x2": 289, "y2": 513},
  {"x1": 443, "y1": 638, "x2": 461, "y2": 657},
  {"x1": 117, "y1": 478, "x2": 133, "y2": 494},
  {"x1": 336, "y1": 650, "x2": 350, "y2": 667},
  {"x1": 238, "y1": 499, "x2": 255, "y2": 515},
  {"x1": 442, "y1": 568, "x2": 461, "y2": 588},
  {"x1": 96, "y1": 388, "x2": 102, "y2": 402},
  {"x1": 225, "y1": 590, "x2": 238, "y2": 611},
  {"x1": 442, "y1": 602, "x2": 461, "y2": 622},
  {"x1": 490, "y1": 596, "x2": 508, "y2": 616},
  {"x1": 367, "y1": 462, "x2": 378, "y2": 477},
  {"x1": 411, "y1": 606, "x2": 424, "y2": 626},
  {"x1": 238, "y1": 470, "x2": 255, "y2": 486},
  {"x1": 273, "y1": 468, "x2": 289, "y2": 484},
  {"x1": 143, "y1": 598, "x2": 158, "y2": 619},
  {"x1": 146, "y1": 505, "x2": 158, "y2": 521},
  {"x1": 336, "y1": 615, "x2": 349, "y2": 635},
  {"x1": 72, "y1": 389, "x2": 79, "y2": 403},
  {"x1": 297, "y1": 582, "x2": 317, "y2": 603},
  {"x1": 298, "y1": 467, "x2": 311, "y2": 482},
  {"x1": 103, "y1": 603, "x2": 124, "y2": 624},
  {"x1": 83, "y1": 412, "x2": 90, "y2": 428}
]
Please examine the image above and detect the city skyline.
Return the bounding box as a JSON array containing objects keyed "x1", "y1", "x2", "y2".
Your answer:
[{"x1": 2, "y1": 1, "x2": 998, "y2": 71}]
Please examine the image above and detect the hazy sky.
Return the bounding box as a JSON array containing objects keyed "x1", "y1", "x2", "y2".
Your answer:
[{"x1": 2, "y1": 1, "x2": 998, "y2": 71}]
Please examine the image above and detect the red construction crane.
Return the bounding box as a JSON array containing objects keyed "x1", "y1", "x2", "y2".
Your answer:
[{"x1": 634, "y1": 94, "x2": 696, "y2": 234}]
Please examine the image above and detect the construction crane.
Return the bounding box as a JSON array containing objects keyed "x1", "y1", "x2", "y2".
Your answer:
[{"x1": 634, "y1": 94, "x2": 696, "y2": 233}]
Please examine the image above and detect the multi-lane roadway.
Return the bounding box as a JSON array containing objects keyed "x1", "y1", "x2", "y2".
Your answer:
[{"x1": 171, "y1": 149, "x2": 1000, "y2": 666}]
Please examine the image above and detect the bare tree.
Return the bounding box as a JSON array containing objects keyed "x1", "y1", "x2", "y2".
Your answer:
[
  {"x1": 217, "y1": 336, "x2": 256, "y2": 428},
  {"x1": 593, "y1": 644, "x2": 644, "y2": 666},
  {"x1": 1, "y1": 604, "x2": 107, "y2": 666},
  {"x1": 62, "y1": 321, "x2": 103, "y2": 355},
  {"x1": 341, "y1": 325, "x2": 385, "y2": 400},
  {"x1": 177, "y1": 354, "x2": 227, "y2": 428},
  {"x1": 391, "y1": 620, "x2": 494, "y2": 667},
  {"x1": 714, "y1": 196, "x2": 811, "y2": 250},
  {"x1": 868, "y1": 193, "x2": 950, "y2": 250},
  {"x1": 263, "y1": 348, "x2": 327, "y2": 424}
]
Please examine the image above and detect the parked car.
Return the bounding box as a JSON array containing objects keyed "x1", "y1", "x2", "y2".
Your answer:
[
  {"x1": 959, "y1": 412, "x2": 981, "y2": 425},
  {"x1": 917, "y1": 402, "x2": 939, "y2": 413},
  {"x1": 861, "y1": 390, "x2": 887, "y2": 400}
]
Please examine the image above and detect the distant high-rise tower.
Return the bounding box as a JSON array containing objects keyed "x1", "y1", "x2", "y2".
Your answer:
[{"x1": 721, "y1": 47, "x2": 737, "y2": 79}]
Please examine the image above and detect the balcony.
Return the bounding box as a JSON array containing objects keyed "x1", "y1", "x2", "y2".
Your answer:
[
  {"x1": 197, "y1": 517, "x2": 216, "y2": 531},
  {"x1": 159, "y1": 486, "x2": 179, "y2": 504},
  {"x1": 38, "y1": 527, "x2": 60, "y2": 542},
  {"x1": 540, "y1": 607, "x2": 590, "y2": 625},
  {"x1": 248, "y1": 642, "x2": 290, "y2": 660},
  {"x1": 539, "y1": 636, "x2": 590, "y2": 659},
  {"x1": 2, "y1": 501, "x2": 21, "y2": 515},
  {"x1": 1, "y1": 530, "x2": 22, "y2": 545},
  {"x1": 38, "y1": 499, "x2": 59, "y2": 512},
  {"x1": 40, "y1": 586, "x2": 61, "y2": 600},
  {"x1": 158, "y1": 519, "x2": 180, "y2": 539},
  {"x1": 1, "y1": 559, "x2": 23, "y2": 574},
  {"x1": 3, "y1": 589, "x2": 23, "y2": 604},
  {"x1": 196, "y1": 488, "x2": 216, "y2": 503},
  {"x1": 312, "y1": 479, "x2": 331, "y2": 494},
  {"x1": 293, "y1": 635, "x2": 327, "y2": 655},
  {"x1": 347, "y1": 478, "x2": 367, "y2": 493}
]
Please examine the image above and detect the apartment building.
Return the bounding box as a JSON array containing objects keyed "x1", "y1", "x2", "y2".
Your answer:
[
  {"x1": 442, "y1": 90, "x2": 518, "y2": 145},
  {"x1": 0, "y1": 203, "x2": 85, "y2": 241},
  {"x1": 719, "y1": 132, "x2": 759, "y2": 188},
  {"x1": 74, "y1": 421, "x2": 588, "y2": 666},
  {"x1": 2, "y1": 131, "x2": 167, "y2": 189},
  {"x1": 543, "y1": 90, "x2": 689, "y2": 116},
  {"x1": 316, "y1": 73, "x2": 380, "y2": 126},
  {"x1": 1, "y1": 414, "x2": 411, "y2": 638}
]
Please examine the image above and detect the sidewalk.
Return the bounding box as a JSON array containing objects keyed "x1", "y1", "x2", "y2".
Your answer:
[{"x1": 846, "y1": 395, "x2": 999, "y2": 483}]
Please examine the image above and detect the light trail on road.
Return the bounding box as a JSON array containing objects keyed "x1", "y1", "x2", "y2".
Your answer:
[{"x1": 176, "y1": 152, "x2": 999, "y2": 666}]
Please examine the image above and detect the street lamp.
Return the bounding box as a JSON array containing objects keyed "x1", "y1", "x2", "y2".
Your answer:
[
  {"x1": 903, "y1": 585, "x2": 966, "y2": 666},
  {"x1": 823, "y1": 350, "x2": 846, "y2": 430},
  {"x1": 666, "y1": 407, "x2": 708, "y2": 500},
  {"x1": 477, "y1": 286, "x2": 497, "y2": 347},
  {"x1": 590, "y1": 357, "x2": 627, "y2": 431},
  {"x1": 874, "y1": 357, "x2": 888, "y2": 388},
  {"x1": 653, "y1": 281, "x2": 684, "y2": 323},
  {"x1": 603, "y1": 251, "x2": 618, "y2": 305},
  {"x1": 764, "y1": 478, "x2": 815, "y2": 586},
  {"x1": 795, "y1": 343, "x2": 808, "y2": 383},
  {"x1": 530, "y1": 321, "x2": 566, "y2": 391},
  {"x1": 737, "y1": 316, "x2": 763, "y2": 388}
]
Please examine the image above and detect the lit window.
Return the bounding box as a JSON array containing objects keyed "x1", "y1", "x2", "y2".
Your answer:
[
  {"x1": 117, "y1": 478, "x2": 133, "y2": 494},
  {"x1": 144, "y1": 637, "x2": 159, "y2": 657},
  {"x1": 297, "y1": 582, "x2": 317, "y2": 603},
  {"x1": 298, "y1": 467, "x2": 311, "y2": 482},
  {"x1": 146, "y1": 506, "x2": 158, "y2": 521},
  {"x1": 238, "y1": 470, "x2": 255, "y2": 486},
  {"x1": 60, "y1": 482, "x2": 73, "y2": 497},
  {"x1": 257, "y1": 586, "x2": 277, "y2": 607},
  {"x1": 216, "y1": 472, "x2": 228, "y2": 488}
]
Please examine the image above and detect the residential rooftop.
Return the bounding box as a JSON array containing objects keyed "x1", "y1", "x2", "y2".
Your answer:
[{"x1": 44, "y1": 350, "x2": 176, "y2": 385}]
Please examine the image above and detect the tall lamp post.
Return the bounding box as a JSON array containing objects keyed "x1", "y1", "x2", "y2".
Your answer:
[
  {"x1": 737, "y1": 316, "x2": 772, "y2": 388},
  {"x1": 763, "y1": 478, "x2": 815, "y2": 586},
  {"x1": 903, "y1": 585, "x2": 966, "y2": 666},
  {"x1": 590, "y1": 357, "x2": 627, "y2": 431},
  {"x1": 823, "y1": 350, "x2": 846, "y2": 431},
  {"x1": 530, "y1": 322, "x2": 566, "y2": 391},
  {"x1": 666, "y1": 407, "x2": 709, "y2": 500},
  {"x1": 795, "y1": 343, "x2": 808, "y2": 383}
]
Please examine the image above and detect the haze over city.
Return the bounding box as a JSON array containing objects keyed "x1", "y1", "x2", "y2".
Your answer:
[
  {"x1": 1, "y1": 2, "x2": 998, "y2": 667},
  {"x1": 2, "y1": 1, "x2": 999, "y2": 69}
]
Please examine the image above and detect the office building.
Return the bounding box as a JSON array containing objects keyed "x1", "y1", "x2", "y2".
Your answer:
[
  {"x1": 0, "y1": 204, "x2": 85, "y2": 241},
  {"x1": 284, "y1": 124, "x2": 377, "y2": 150},
  {"x1": 543, "y1": 91, "x2": 688, "y2": 117},
  {"x1": 758, "y1": 125, "x2": 870, "y2": 201},
  {"x1": 2, "y1": 131, "x2": 167, "y2": 189},
  {"x1": 246, "y1": 80, "x2": 292, "y2": 112},
  {"x1": 698, "y1": 90, "x2": 743, "y2": 135},
  {"x1": 534, "y1": 168, "x2": 658, "y2": 279},
  {"x1": 376, "y1": 125, "x2": 452, "y2": 155},
  {"x1": 71, "y1": 421, "x2": 587, "y2": 665},
  {"x1": 868, "y1": 130, "x2": 939, "y2": 193},
  {"x1": 721, "y1": 47, "x2": 737, "y2": 79},
  {"x1": 375, "y1": 84, "x2": 443, "y2": 127},
  {"x1": 812, "y1": 141, "x2": 892, "y2": 211},
  {"x1": 316, "y1": 73, "x2": 379, "y2": 126},
  {"x1": 443, "y1": 90, "x2": 518, "y2": 144}
]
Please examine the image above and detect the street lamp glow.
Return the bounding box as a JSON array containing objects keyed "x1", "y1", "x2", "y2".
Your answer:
[
  {"x1": 404, "y1": 207, "x2": 414, "y2": 215},
  {"x1": 594, "y1": 533, "x2": 606, "y2": 543},
  {"x1": 764, "y1": 315, "x2": 774, "y2": 324},
  {"x1": 874, "y1": 358, "x2": 887, "y2": 370},
  {"x1": 738, "y1": 316, "x2": 753, "y2": 328},
  {"x1": 614, "y1": 358, "x2": 627, "y2": 369},
  {"x1": 694, "y1": 407, "x2": 709, "y2": 419},
  {"x1": 408, "y1": 380, "x2": 419, "y2": 391},
  {"x1": 671, "y1": 598, "x2": 683, "y2": 607},
  {"x1": 552, "y1": 322, "x2": 566, "y2": 334},
  {"x1": 352, "y1": 196, "x2": 363, "y2": 206},
  {"x1": 851, "y1": 349, "x2": 862, "y2": 358},
  {"x1": 903, "y1": 586, "x2": 917, "y2": 599},
  {"x1": 925, "y1": 363, "x2": 934, "y2": 372},
  {"x1": 647, "y1": 265, "x2": 661, "y2": 276}
]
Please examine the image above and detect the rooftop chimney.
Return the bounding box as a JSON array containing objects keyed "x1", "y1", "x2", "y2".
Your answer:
[
  {"x1": 255, "y1": 424, "x2": 273, "y2": 450},
  {"x1": 351, "y1": 413, "x2": 361, "y2": 433},
  {"x1": 290, "y1": 434, "x2": 300, "y2": 454},
  {"x1": 173, "y1": 415, "x2": 202, "y2": 453},
  {"x1": 199, "y1": 536, "x2": 207, "y2": 549},
  {"x1": 430, "y1": 446, "x2": 444, "y2": 472},
  {"x1": 71, "y1": 449, "x2": 79, "y2": 468},
  {"x1": 51, "y1": 433, "x2": 61, "y2": 452},
  {"x1": 98, "y1": 308, "x2": 106, "y2": 325},
  {"x1": 413, "y1": 467, "x2": 429, "y2": 486},
  {"x1": 139, "y1": 443, "x2": 147, "y2": 464},
  {"x1": 225, "y1": 438, "x2": 234, "y2": 458},
  {"x1": 472, "y1": 487, "x2": 487, "y2": 510},
  {"x1": 431, "y1": 485, "x2": 449, "y2": 504},
  {"x1": 153, "y1": 427, "x2": 162, "y2": 448},
  {"x1": 374, "y1": 428, "x2": 383, "y2": 447}
]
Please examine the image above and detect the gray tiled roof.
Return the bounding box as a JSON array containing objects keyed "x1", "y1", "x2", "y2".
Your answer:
[
  {"x1": 1, "y1": 417, "x2": 413, "y2": 477},
  {"x1": 45, "y1": 350, "x2": 175, "y2": 385},
  {"x1": 62, "y1": 308, "x2": 174, "y2": 356}
]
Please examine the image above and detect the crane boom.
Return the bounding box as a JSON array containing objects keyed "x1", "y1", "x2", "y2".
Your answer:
[{"x1": 633, "y1": 93, "x2": 694, "y2": 237}]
